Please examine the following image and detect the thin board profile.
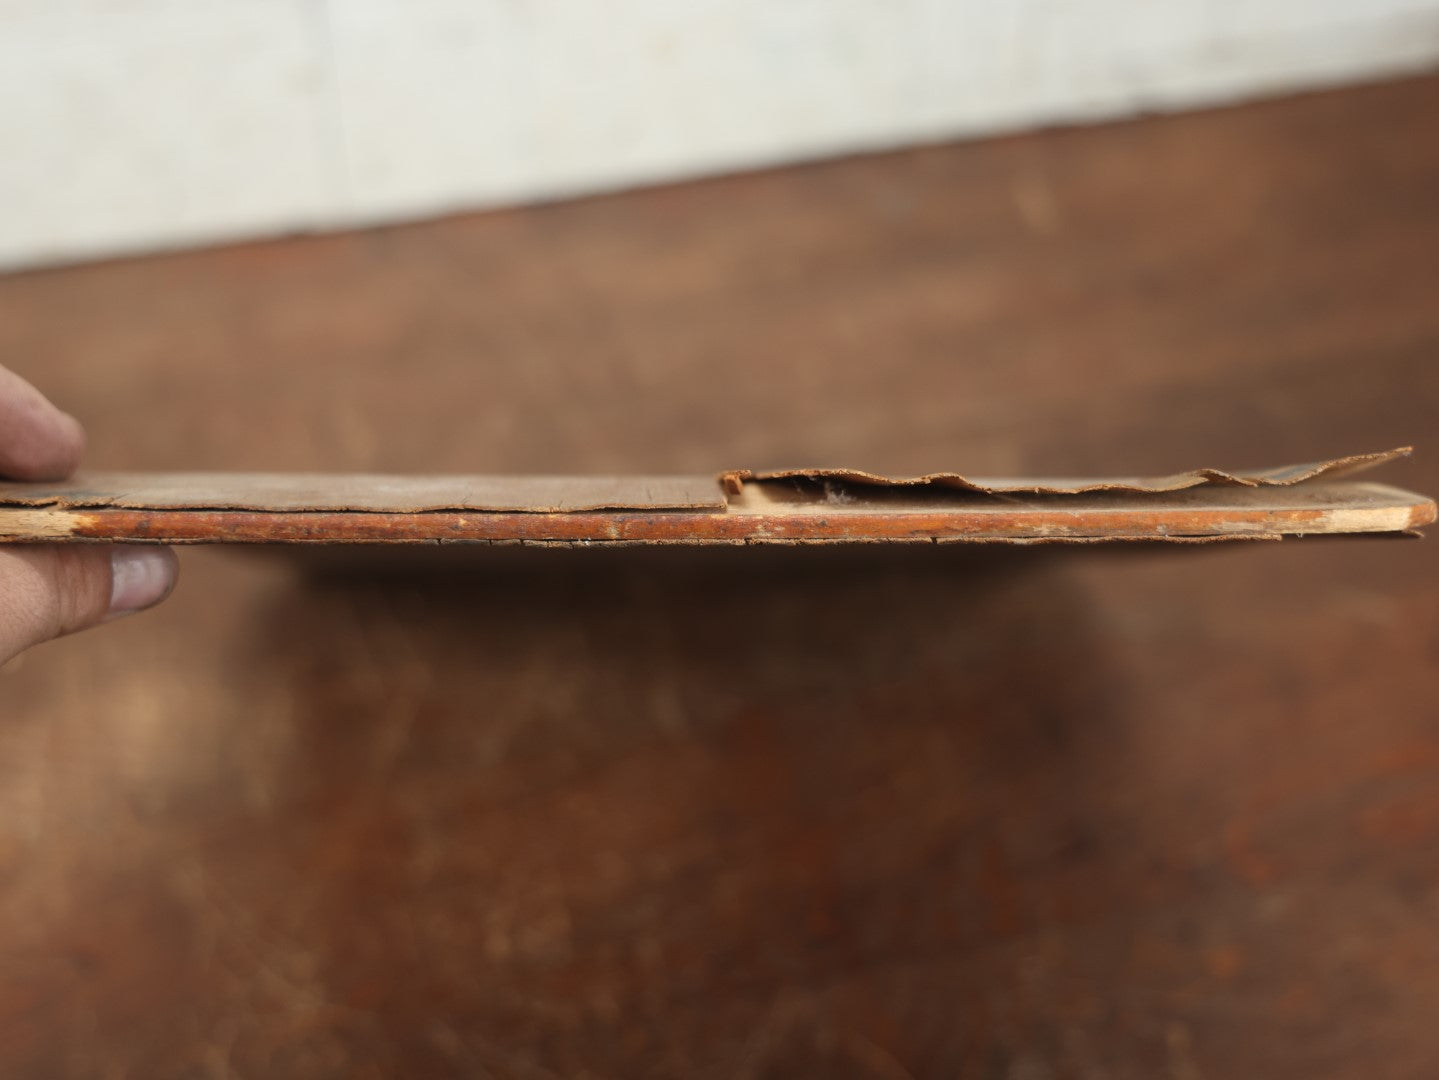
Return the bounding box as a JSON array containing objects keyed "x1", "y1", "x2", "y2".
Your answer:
[{"x1": 0, "y1": 450, "x2": 1430, "y2": 546}]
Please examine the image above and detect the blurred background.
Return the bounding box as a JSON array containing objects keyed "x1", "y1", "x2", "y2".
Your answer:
[
  {"x1": 2, "y1": 3, "x2": 1439, "y2": 1077},
  {"x1": 6, "y1": 0, "x2": 1439, "y2": 269}
]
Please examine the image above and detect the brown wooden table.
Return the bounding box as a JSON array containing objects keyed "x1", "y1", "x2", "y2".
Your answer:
[{"x1": 1, "y1": 75, "x2": 1437, "y2": 1078}]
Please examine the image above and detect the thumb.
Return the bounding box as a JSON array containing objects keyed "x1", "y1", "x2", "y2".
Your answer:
[{"x1": 0, "y1": 546, "x2": 179, "y2": 667}]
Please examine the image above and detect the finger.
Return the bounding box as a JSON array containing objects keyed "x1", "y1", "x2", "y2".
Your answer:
[
  {"x1": 0, "y1": 546, "x2": 179, "y2": 667},
  {"x1": 0, "y1": 366, "x2": 86, "y2": 481}
]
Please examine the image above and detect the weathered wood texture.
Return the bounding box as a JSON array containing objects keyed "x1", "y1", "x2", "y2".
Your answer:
[{"x1": 1, "y1": 75, "x2": 1438, "y2": 1078}]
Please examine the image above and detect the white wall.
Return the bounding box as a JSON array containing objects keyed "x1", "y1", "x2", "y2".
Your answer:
[{"x1": 3, "y1": 0, "x2": 1438, "y2": 270}]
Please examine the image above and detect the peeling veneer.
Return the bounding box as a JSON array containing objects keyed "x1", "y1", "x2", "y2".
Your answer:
[{"x1": 0, "y1": 451, "x2": 1430, "y2": 546}]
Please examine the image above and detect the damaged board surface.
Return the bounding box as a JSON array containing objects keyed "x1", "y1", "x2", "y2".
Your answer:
[{"x1": 0, "y1": 450, "x2": 1430, "y2": 546}]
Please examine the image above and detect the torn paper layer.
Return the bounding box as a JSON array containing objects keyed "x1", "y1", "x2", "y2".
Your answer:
[{"x1": 719, "y1": 448, "x2": 1412, "y2": 496}]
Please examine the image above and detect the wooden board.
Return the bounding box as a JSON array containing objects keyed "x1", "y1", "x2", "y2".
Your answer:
[{"x1": 0, "y1": 469, "x2": 1431, "y2": 544}]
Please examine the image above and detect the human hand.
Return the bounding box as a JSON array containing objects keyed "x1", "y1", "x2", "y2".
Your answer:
[{"x1": 0, "y1": 365, "x2": 178, "y2": 667}]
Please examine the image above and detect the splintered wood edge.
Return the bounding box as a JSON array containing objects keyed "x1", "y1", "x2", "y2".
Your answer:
[{"x1": 0, "y1": 482, "x2": 1430, "y2": 545}]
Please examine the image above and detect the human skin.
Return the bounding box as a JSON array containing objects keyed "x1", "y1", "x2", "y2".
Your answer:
[{"x1": 0, "y1": 365, "x2": 178, "y2": 667}]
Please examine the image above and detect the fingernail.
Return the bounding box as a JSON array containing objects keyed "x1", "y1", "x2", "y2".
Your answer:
[{"x1": 109, "y1": 547, "x2": 179, "y2": 615}]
